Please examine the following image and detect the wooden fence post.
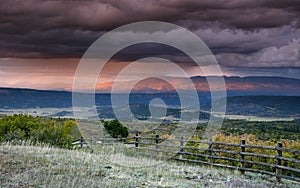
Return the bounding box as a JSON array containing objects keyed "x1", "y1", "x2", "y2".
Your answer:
[
  {"x1": 135, "y1": 132, "x2": 139, "y2": 148},
  {"x1": 155, "y1": 134, "x2": 159, "y2": 157},
  {"x1": 179, "y1": 137, "x2": 184, "y2": 159},
  {"x1": 240, "y1": 139, "x2": 246, "y2": 174},
  {"x1": 155, "y1": 134, "x2": 159, "y2": 150},
  {"x1": 208, "y1": 138, "x2": 213, "y2": 164},
  {"x1": 80, "y1": 137, "x2": 84, "y2": 148},
  {"x1": 276, "y1": 142, "x2": 282, "y2": 183}
]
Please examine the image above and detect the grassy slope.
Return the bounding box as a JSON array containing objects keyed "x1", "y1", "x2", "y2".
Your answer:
[{"x1": 0, "y1": 144, "x2": 298, "y2": 188}]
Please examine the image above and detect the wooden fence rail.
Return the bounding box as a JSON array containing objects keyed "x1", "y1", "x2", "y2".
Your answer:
[{"x1": 73, "y1": 133, "x2": 300, "y2": 183}]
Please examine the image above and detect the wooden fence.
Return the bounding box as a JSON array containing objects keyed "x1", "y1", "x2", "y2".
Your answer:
[{"x1": 73, "y1": 133, "x2": 300, "y2": 183}]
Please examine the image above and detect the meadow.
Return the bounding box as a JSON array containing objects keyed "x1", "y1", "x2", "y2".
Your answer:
[
  {"x1": 1, "y1": 143, "x2": 298, "y2": 188},
  {"x1": 1, "y1": 115, "x2": 300, "y2": 187}
]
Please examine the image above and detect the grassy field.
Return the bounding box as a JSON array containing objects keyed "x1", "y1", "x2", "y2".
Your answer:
[
  {"x1": 0, "y1": 143, "x2": 298, "y2": 188},
  {"x1": 223, "y1": 115, "x2": 295, "y2": 122}
]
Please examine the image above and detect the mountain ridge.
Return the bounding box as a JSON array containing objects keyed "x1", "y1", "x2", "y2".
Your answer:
[
  {"x1": 0, "y1": 86, "x2": 300, "y2": 118},
  {"x1": 1, "y1": 75, "x2": 299, "y2": 94}
]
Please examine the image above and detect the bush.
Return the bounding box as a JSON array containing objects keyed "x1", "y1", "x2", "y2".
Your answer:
[
  {"x1": 0, "y1": 114, "x2": 80, "y2": 148},
  {"x1": 103, "y1": 119, "x2": 129, "y2": 138}
]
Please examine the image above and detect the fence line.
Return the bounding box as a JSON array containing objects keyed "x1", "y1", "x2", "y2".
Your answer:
[{"x1": 73, "y1": 133, "x2": 300, "y2": 183}]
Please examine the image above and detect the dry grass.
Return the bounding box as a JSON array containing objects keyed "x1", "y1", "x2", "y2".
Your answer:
[{"x1": 0, "y1": 143, "x2": 298, "y2": 188}]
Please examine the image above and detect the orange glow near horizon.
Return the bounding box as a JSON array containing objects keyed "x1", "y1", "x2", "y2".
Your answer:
[{"x1": 0, "y1": 58, "x2": 296, "y2": 93}]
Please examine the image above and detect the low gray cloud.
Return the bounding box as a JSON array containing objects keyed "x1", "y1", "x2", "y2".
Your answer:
[
  {"x1": 223, "y1": 67, "x2": 300, "y2": 79},
  {"x1": 216, "y1": 39, "x2": 300, "y2": 67}
]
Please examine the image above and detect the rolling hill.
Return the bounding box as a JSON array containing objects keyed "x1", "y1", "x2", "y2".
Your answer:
[
  {"x1": 224, "y1": 96, "x2": 300, "y2": 117},
  {"x1": 0, "y1": 75, "x2": 299, "y2": 119}
]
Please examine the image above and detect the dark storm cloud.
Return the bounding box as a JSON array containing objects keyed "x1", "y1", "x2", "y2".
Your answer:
[
  {"x1": 1, "y1": 0, "x2": 299, "y2": 30},
  {"x1": 0, "y1": 0, "x2": 300, "y2": 67}
]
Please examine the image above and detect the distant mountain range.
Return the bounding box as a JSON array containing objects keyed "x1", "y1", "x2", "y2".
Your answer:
[
  {"x1": 193, "y1": 76, "x2": 300, "y2": 95},
  {"x1": 95, "y1": 76, "x2": 300, "y2": 95},
  {"x1": 0, "y1": 76, "x2": 299, "y2": 118}
]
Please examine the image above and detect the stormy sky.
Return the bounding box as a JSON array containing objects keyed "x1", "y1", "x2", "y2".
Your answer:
[{"x1": 0, "y1": 0, "x2": 300, "y2": 90}]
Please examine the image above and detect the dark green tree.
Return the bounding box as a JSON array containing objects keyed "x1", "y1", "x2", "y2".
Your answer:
[{"x1": 103, "y1": 119, "x2": 129, "y2": 138}]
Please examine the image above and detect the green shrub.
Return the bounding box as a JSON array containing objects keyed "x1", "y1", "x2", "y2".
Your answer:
[
  {"x1": 103, "y1": 119, "x2": 129, "y2": 138},
  {"x1": 0, "y1": 114, "x2": 80, "y2": 148}
]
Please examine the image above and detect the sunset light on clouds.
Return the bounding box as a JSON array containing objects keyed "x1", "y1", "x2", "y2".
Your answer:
[{"x1": 0, "y1": 0, "x2": 299, "y2": 93}]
